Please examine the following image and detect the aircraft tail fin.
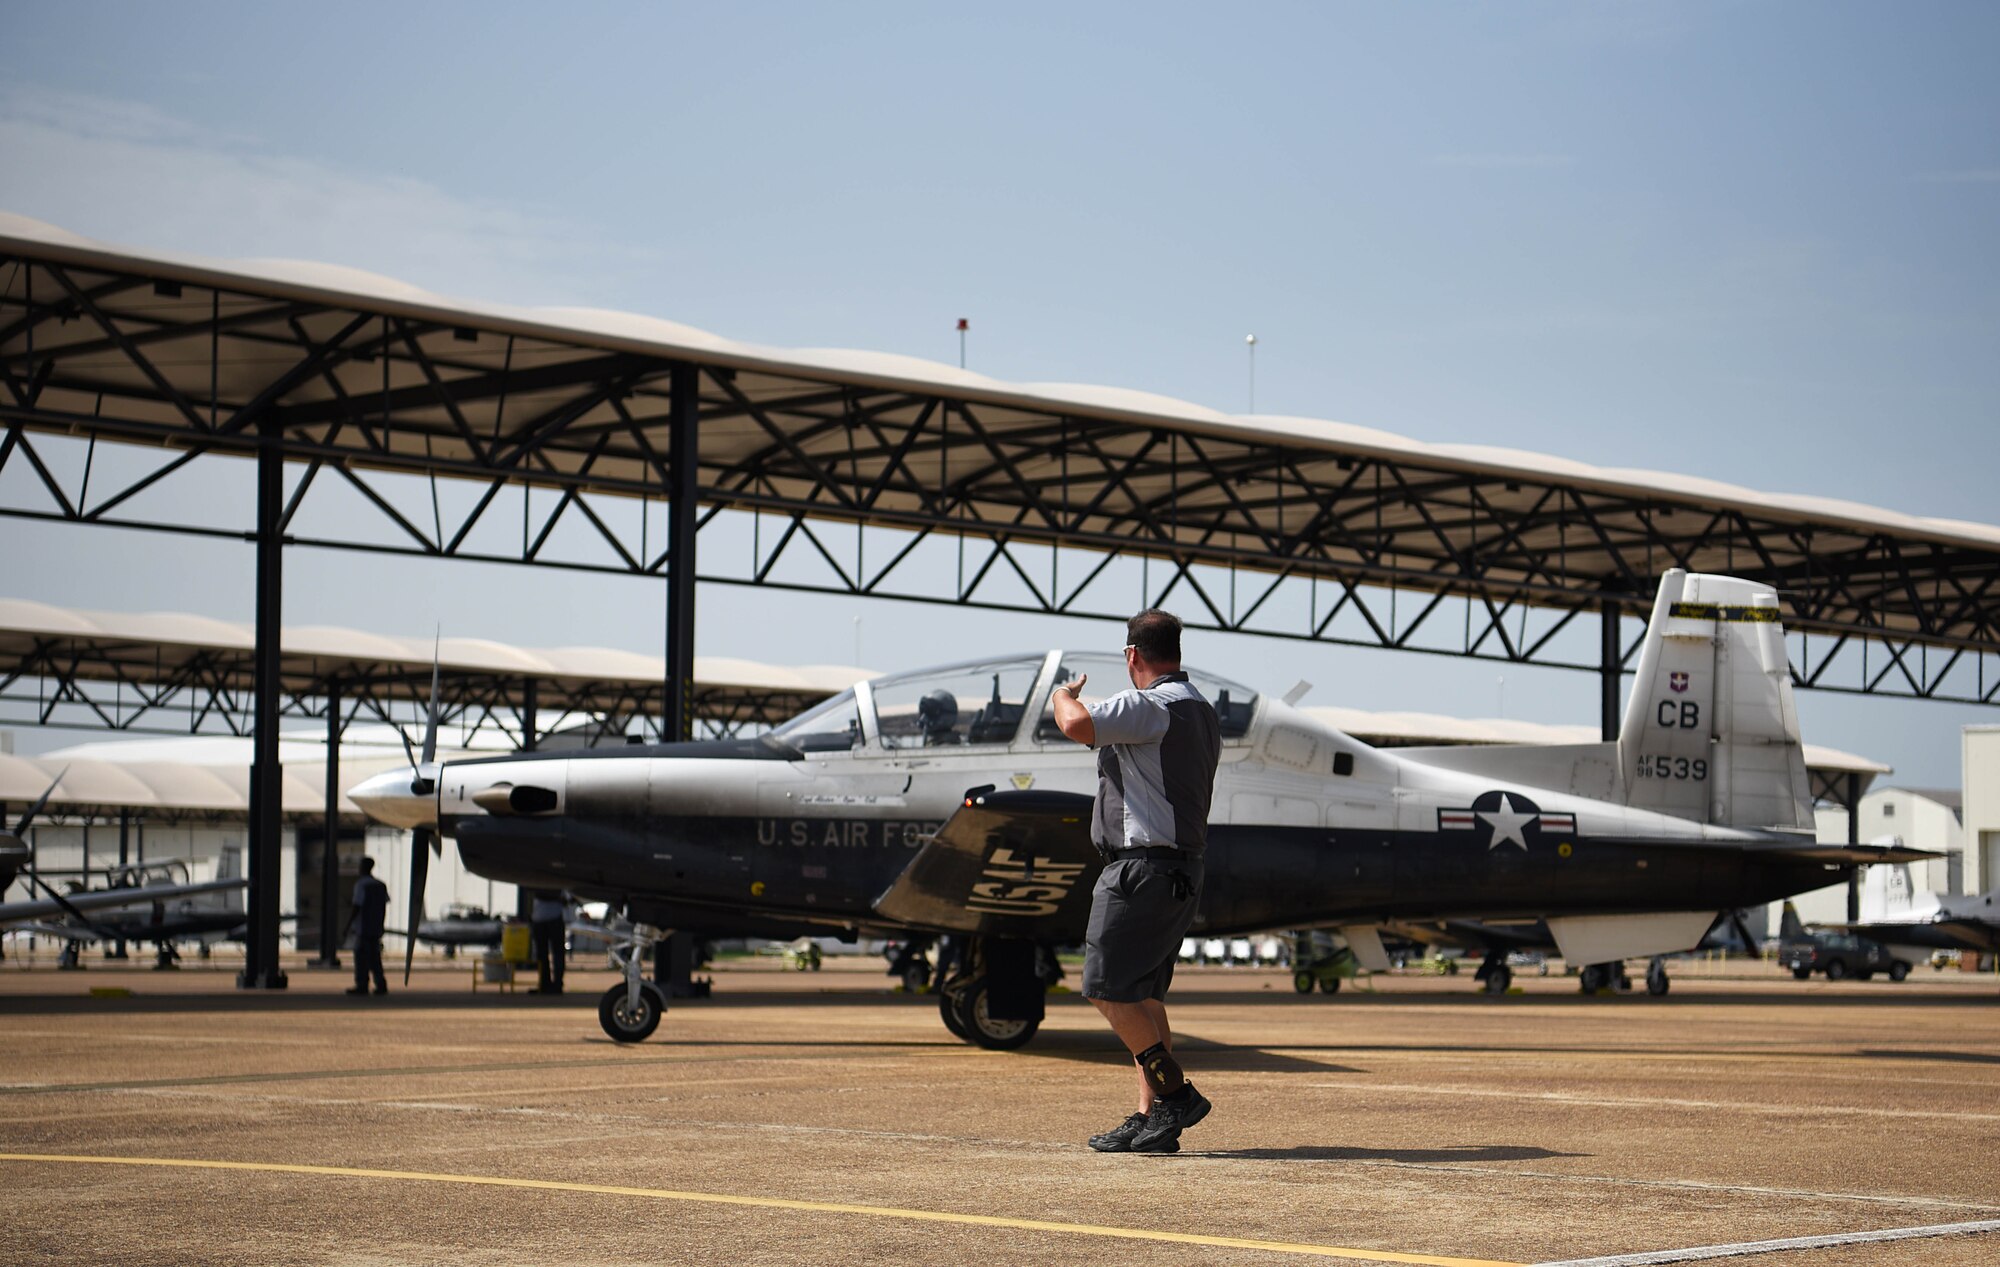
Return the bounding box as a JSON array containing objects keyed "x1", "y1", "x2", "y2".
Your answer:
[
  {"x1": 1779, "y1": 900, "x2": 1806, "y2": 941},
  {"x1": 1617, "y1": 570, "x2": 1813, "y2": 831}
]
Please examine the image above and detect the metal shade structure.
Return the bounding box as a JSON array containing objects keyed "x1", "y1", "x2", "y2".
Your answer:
[
  {"x1": 0, "y1": 597, "x2": 869, "y2": 743},
  {"x1": 3, "y1": 212, "x2": 1997, "y2": 709}
]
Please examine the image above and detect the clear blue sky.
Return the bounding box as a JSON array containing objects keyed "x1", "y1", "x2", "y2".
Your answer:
[{"x1": 2, "y1": 3, "x2": 1996, "y2": 785}]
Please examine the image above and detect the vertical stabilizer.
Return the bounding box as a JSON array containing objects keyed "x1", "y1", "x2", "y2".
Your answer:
[
  {"x1": 1779, "y1": 900, "x2": 1806, "y2": 940},
  {"x1": 1617, "y1": 570, "x2": 1813, "y2": 830}
]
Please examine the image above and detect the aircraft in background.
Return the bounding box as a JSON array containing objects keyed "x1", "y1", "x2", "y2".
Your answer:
[
  {"x1": 1833, "y1": 863, "x2": 2000, "y2": 963},
  {"x1": 353, "y1": 570, "x2": 1930, "y2": 1047},
  {"x1": 1, "y1": 777, "x2": 250, "y2": 966}
]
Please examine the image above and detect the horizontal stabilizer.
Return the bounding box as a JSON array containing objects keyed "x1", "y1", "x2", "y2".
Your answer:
[
  {"x1": 873, "y1": 788, "x2": 1099, "y2": 939},
  {"x1": 1621, "y1": 837, "x2": 1941, "y2": 866}
]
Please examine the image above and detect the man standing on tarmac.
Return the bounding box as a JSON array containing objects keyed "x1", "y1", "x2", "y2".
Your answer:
[
  {"x1": 529, "y1": 890, "x2": 568, "y2": 995},
  {"x1": 1050, "y1": 609, "x2": 1221, "y2": 1154},
  {"x1": 343, "y1": 856, "x2": 390, "y2": 996}
]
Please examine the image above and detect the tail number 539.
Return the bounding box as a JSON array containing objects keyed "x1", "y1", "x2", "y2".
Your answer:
[{"x1": 1637, "y1": 754, "x2": 1707, "y2": 781}]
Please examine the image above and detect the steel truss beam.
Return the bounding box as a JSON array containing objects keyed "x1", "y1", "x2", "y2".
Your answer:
[{"x1": 4, "y1": 252, "x2": 1998, "y2": 708}]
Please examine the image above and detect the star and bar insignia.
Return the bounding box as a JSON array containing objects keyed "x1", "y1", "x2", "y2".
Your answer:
[{"x1": 1438, "y1": 791, "x2": 1576, "y2": 851}]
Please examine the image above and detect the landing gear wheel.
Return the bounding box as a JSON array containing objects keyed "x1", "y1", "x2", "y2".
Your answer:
[
  {"x1": 1889, "y1": 961, "x2": 1910, "y2": 982},
  {"x1": 956, "y1": 980, "x2": 1038, "y2": 1051},
  {"x1": 1791, "y1": 967, "x2": 1811, "y2": 980},
  {"x1": 1825, "y1": 959, "x2": 1849, "y2": 981},
  {"x1": 598, "y1": 981, "x2": 666, "y2": 1042},
  {"x1": 1579, "y1": 963, "x2": 1604, "y2": 993},
  {"x1": 903, "y1": 961, "x2": 933, "y2": 993},
  {"x1": 1293, "y1": 971, "x2": 1316, "y2": 994},
  {"x1": 1483, "y1": 965, "x2": 1513, "y2": 995},
  {"x1": 1646, "y1": 959, "x2": 1670, "y2": 997},
  {"x1": 1318, "y1": 974, "x2": 1342, "y2": 995},
  {"x1": 939, "y1": 985, "x2": 972, "y2": 1040}
]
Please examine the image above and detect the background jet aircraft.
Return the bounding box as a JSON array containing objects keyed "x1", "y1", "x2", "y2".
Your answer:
[{"x1": 353, "y1": 570, "x2": 1930, "y2": 1047}]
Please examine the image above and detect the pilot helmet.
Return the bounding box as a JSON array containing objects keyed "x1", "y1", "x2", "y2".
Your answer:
[{"x1": 917, "y1": 689, "x2": 959, "y2": 736}]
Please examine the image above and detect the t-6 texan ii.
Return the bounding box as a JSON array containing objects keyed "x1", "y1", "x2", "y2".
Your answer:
[{"x1": 351, "y1": 570, "x2": 1928, "y2": 1047}]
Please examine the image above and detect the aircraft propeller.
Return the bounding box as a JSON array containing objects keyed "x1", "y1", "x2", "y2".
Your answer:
[{"x1": 403, "y1": 647, "x2": 444, "y2": 986}]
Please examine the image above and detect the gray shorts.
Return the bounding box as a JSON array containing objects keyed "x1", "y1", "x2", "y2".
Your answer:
[{"x1": 1081, "y1": 857, "x2": 1203, "y2": 1003}]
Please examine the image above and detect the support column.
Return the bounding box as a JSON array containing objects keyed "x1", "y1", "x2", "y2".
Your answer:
[
  {"x1": 239, "y1": 420, "x2": 288, "y2": 989},
  {"x1": 521, "y1": 677, "x2": 539, "y2": 752},
  {"x1": 1845, "y1": 772, "x2": 1862, "y2": 924},
  {"x1": 312, "y1": 676, "x2": 343, "y2": 969},
  {"x1": 664, "y1": 363, "x2": 700, "y2": 743},
  {"x1": 1600, "y1": 598, "x2": 1622, "y2": 742},
  {"x1": 108, "y1": 813, "x2": 130, "y2": 959}
]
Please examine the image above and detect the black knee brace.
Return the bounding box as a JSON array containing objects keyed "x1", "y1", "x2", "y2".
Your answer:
[{"x1": 1135, "y1": 1041, "x2": 1186, "y2": 1098}]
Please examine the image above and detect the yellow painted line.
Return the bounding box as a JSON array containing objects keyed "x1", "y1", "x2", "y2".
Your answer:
[{"x1": 0, "y1": 1152, "x2": 1522, "y2": 1266}]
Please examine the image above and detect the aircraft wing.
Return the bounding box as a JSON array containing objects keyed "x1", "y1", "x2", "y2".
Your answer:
[
  {"x1": 1618, "y1": 837, "x2": 1941, "y2": 865},
  {"x1": 872, "y1": 788, "x2": 1100, "y2": 940},
  {"x1": 2, "y1": 921, "x2": 91, "y2": 942},
  {"x1": 0, "y1": 878, "x2": 248, "y2": 925},
  {"x1": 1840, "y1": 918, "x2": 2000, "y2": 954}
]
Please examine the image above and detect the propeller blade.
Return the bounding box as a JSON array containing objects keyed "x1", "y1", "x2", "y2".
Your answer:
[
  {"x1": 403, "y1": 826, "x2": 433, "y2": 985},
  {"x1": 420, "y1": 634, "x2": 442, "y2": 766},
  {"x1": 21, "y1": 872, "x2": 122, "y2": 941},
  {"x1": 14, "y1": 768, "x2": 68, "y2": 837}
]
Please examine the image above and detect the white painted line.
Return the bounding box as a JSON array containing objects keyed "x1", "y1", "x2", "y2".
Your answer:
[
  {"x1": 1535, "y1": 1218, "x2": 2000, "y2": 1265},
  {"x1": 1306, "y1": 1081, "x2": 2000, "y2": 1124}
]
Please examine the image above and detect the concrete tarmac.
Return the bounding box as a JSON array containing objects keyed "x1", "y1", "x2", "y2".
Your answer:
[{"x1": 1, "y1": 956, "x2": 1996, "y2": 1266}]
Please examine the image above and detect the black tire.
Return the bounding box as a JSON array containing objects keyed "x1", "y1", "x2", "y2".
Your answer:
[
  {"x1": 1889, "y1": 961, "x2": 1910, "y2": 982},
  {"x1": 1825, "y1": 959, "x2": 1849, "y2": 981},
  {"x1": 598, "y1": 982, "x2": 666, "y2": 1043},
  {"x1": 939, "y1": 986, "x2": 971, "y2": 1040},
  {"x1": 1579, "y1": 964, "x2": 1603, "y2": 993},
  {"x1": 1483, "y1": 965, "x2": 1512, "y2": 995},
  {"x1": 1318, "y1": 974, "x2": 1342, "y2": 995},
  {"x1": 957, "y1": 980, "x2": 1038, "y2": 1051},
  {"x1": 1647, "y1": 969, "x2": 1670, "y2": 997},
  {"x1": 903, "y1": 961, "x2": 932, "y2": 993},
  {"x1": 1293, "y1": 971, "x2": 1316, "y2": 994},
  {"x1": 1791, "y1": 967, "x2": 1811, "y2": 980},
  {"x1": 809, "y1": 958, "x2": 822, "y2": 972}
]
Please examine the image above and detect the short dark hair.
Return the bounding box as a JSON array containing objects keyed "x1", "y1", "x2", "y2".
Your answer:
[
  {"x1": 1126, "y1": 609, "x2": 1182, "y2": 664},
  {"x1": 358, "y1": 857, "x2": 375, "y2": 874}
]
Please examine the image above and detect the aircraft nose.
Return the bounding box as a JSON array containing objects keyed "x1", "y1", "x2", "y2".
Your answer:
[{"x1": 349, "y1": 766, "x2": 438, "y2": 830}]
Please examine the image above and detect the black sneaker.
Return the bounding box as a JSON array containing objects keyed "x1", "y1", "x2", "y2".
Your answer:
[
  {"x1": 1129, "y1": 1083, "x2": 1211, "y2": 1153},
  {"x1": 1087, "y1": 1113, "x2": 1148, "y2": 1153}
]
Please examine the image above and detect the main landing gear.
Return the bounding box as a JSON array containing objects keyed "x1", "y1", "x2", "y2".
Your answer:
[
  {"x1": 1577, "y1": 958, "x2": 1672, "y2": 996},
  {"x1": 1578, "y1": 961, "x2": 1631, "y2": 994},
  {"x1": 1475, "y1": 950, "x2": 1513, "y2": 995},
  {"x1": 935, "y1": 936, "x2": 1052, "y2": 1051}
]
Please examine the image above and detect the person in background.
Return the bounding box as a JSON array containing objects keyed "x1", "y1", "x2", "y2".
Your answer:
[
  {"x1": 343, "y1": 856, "x2": 389, "y2": 996},
  {"x1": 529, "y1": 889, "x2": 568, "y2": 995}
]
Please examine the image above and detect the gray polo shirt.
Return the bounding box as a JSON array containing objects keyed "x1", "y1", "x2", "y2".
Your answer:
[{"x1": 1086, "y1": 671, "x2": 1221, "y2": 854}]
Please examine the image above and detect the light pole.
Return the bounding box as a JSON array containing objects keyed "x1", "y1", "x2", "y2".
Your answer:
[{"x1": 1245, "y1": 334, "x2": 1257, "y2": 413}]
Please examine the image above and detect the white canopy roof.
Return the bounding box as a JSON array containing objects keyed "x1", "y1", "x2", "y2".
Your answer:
[
  {"x1": 0, "y1": 597, "x2": 871, "y2": 698},
  {"x1": 3, "y1": 210, "x2": 1995, "y2": 554}
]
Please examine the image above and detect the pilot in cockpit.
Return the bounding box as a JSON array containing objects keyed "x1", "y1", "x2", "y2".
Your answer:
[{"x1": 917, "y1": 690, "x2": 960, "y2": 745}]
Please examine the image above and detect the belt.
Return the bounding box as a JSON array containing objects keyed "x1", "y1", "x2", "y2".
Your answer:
[{"x1": 1101, "y1": 846, "x2": 1191, "y2": 862}]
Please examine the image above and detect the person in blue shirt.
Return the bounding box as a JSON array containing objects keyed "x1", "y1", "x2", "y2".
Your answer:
[{"x1": 343, "y1": 856, "x2": 390, "y2": 996}]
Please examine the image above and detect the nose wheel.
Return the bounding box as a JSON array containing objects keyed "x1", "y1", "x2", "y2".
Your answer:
[
  {"x1": 599, "y1": 981, "x2": 666, "y2": 1042},
  {"x1": 596, "y1": 912, "x2": 669, "y2": 1042}
]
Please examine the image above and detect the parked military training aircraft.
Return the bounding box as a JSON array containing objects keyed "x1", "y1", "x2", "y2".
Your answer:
[{"x1": 352, "y1": 570, "x2": 1930, "y2": 1047}]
